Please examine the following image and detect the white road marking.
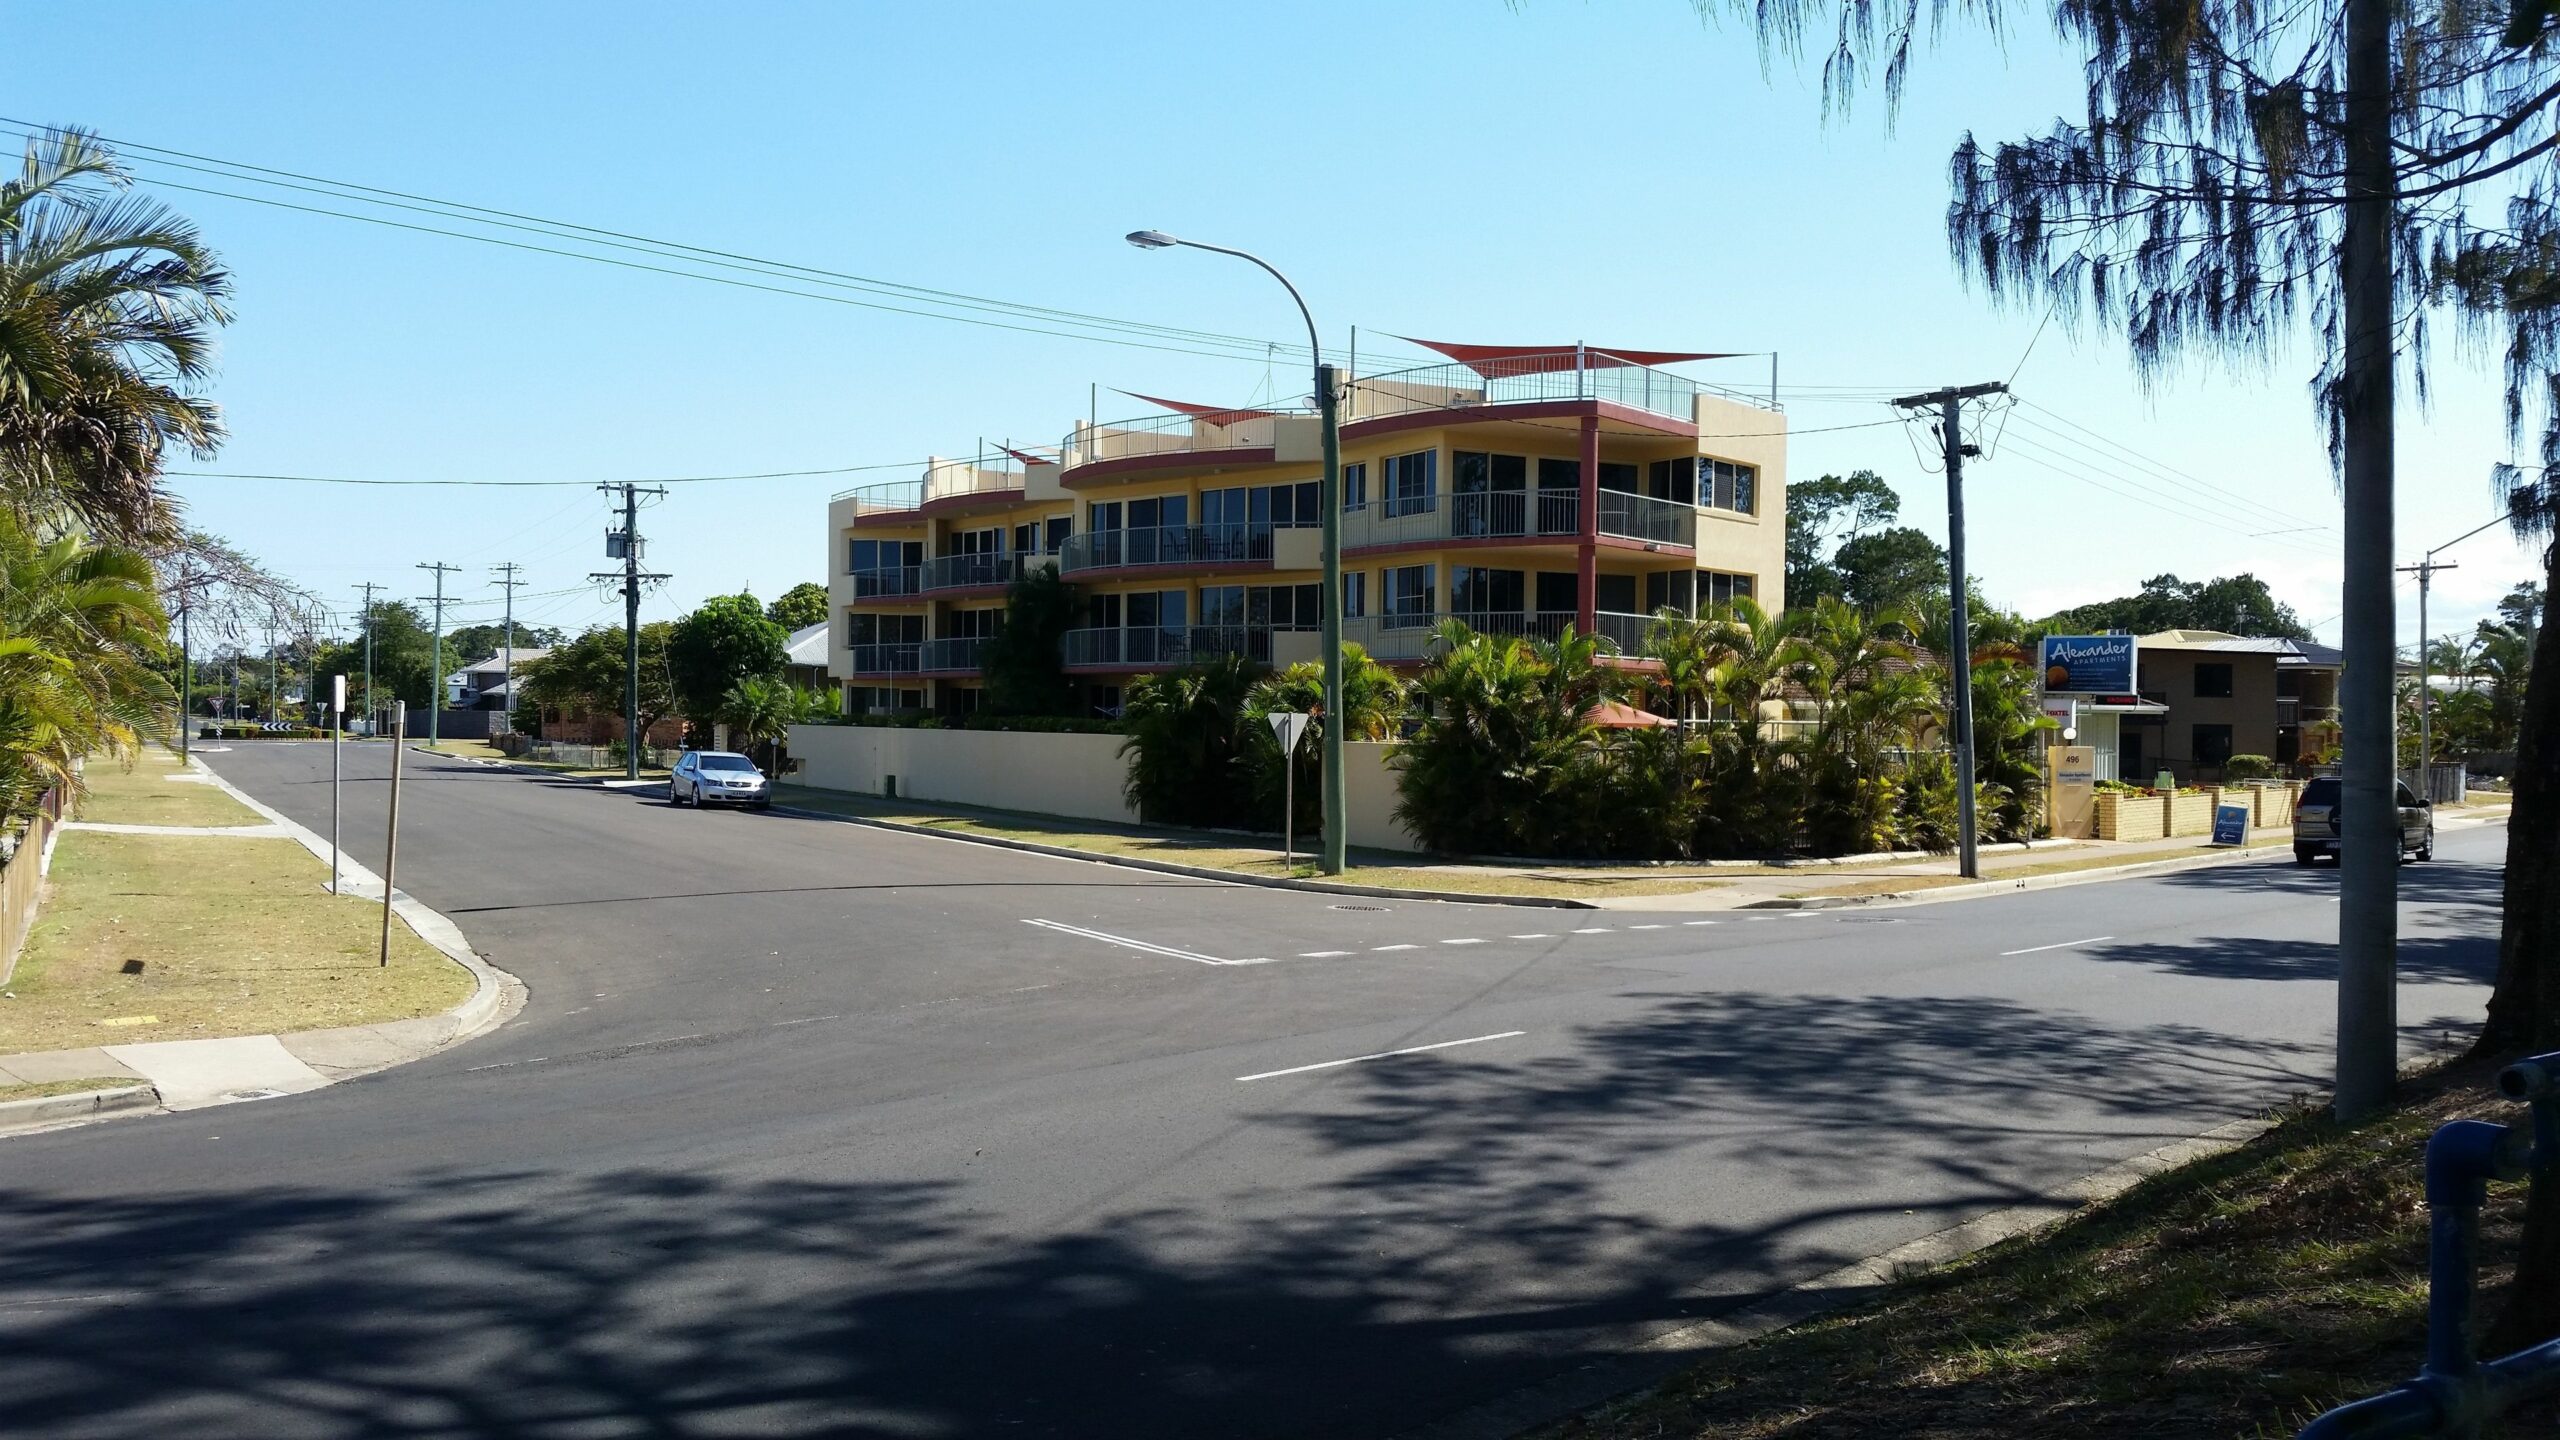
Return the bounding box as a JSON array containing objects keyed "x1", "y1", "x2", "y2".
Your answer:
[
  {"x1": 1682, "y1": 920, "x2": 1718, "y2": 926},
  {"x1": 1999, "y1": 935, "x2": 2116, "y2": 957},
  {"x1": 1782, "y1": 912, "x2": 1820, "y2": 919},
  {"x1": 768, "y1": 1014, "x2": 842, "y2": 1027},
  {"x1": 1573, "y1": 927, "x2": 1614, "y2": 934},
  {"x1": 1237, "y1": 1030, "x2": 1528, "y2": 1083},
  {"x1": 1441, "y1": 938, "x2": 1485, "y2": 946},
  {"x1": 1509, "y1": 933, "x2": 1554, "y2": 939},
  {"x1": 1023, "y1": 917, "x2": 1228, "y2": 966},
  {"x1": 1372, "y1": 943, "x2": 1420, "y2": 952},
  {"x1": 1627, "y1": 924, "x2": 1667, "y2": 930},
  {"x1": 1299, "y1": 950, "x2": 1352, "y2": 958}
]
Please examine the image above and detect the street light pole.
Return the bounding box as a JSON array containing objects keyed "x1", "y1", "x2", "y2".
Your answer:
[{"x1": 1128, "y1": 230, "x2": 1348, "y2": 874}]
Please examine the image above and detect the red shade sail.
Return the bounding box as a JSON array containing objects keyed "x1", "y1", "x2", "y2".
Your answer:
[
  {"x1": 998, "y1": 445, "x2": 1053, "y2": 467},
  {"x1": 1584, "y1": 701, "x2": 1679, "y2": 729},
  {"x1": 1392, "y1": 337, "x2": 1744, "y2": 379},
  {"x1": 1116, "y1": 390, "x2": 1289, "y2": 427}
]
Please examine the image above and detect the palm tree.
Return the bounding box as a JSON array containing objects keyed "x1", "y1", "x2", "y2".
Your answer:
[
  {"x1": 1243, "y1": 643, "x2": 1407, "y2": 835},
  {"x1": 1118, "y1": 655, "x2": 1262, "y2": 826},
  {"x1": 717, "y1": 676, "x2": 796, "y2": 776},
  {"x1": 1, "y1": 127, "x2": 232, "y2": 543},
  {"x1": 0, "y1": 518, "x2": 172, "y2": 824}
]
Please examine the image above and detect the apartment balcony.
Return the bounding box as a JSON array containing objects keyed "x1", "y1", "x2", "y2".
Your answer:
[
  {"x1": 833, "y1": 456, "x2": 1030, "y2": 518},
  {"x1": 1341, "y1": 490, "x2": 1695, "y2": 552},
  {"x1": 845, "y1": 642, "x2": 923, "y2": 677},
  {"x1": 921, "y1": 551, "x2": 1051, "y2": 594},
  {"x1": 2277, "y1": 698, "x2": 2341, "y2": 726},
  {"x1": 1057, "y1": 522, "x2": 1301, "y2": 576},
  {"x1": 1344, "y1": 610, "x2": 1658, "y2": 663},
  {"x1": 1059, "y1": 406, "x2": 1316, "y2": 481},
  {"x1": 919, "y1": 636, "x2": 987, "y2": 675},
  {"x1": 847, "y1": 566, "x2": 924, "y2": 599},
  {"x1": 1343, "y1": 350, "x2": 1774, "y2": 429},
  {"x1": 1060, "y1": 623, "x2": 1311, "y2": 669}
]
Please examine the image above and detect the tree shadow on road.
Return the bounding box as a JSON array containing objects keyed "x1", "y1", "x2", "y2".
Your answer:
[{"x1": 0, "y1": 990, "x2": 2351, "y2": 1440}]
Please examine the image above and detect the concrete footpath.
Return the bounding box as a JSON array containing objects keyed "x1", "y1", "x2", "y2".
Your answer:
[{"x1": 0, "y1": 754, "x2": 522, "y2": 1135}]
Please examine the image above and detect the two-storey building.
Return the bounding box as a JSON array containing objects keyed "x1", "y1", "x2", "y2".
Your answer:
[{"x1": 828, "y1": 343, "x2": 1787, "y2": 716}]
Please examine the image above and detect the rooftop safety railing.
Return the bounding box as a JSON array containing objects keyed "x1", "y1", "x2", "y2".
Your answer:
[
  {"x1": 833, "y1": 453, "x2": 1037, "y2": 512},
  {"x1": 1344, "y1": 351, "x2": 1775, "y2": 426},
  {"x1": 1059, "y1": 408, "x2": 1312, "y2": 471}
]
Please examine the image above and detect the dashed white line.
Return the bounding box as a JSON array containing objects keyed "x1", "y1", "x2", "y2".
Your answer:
[
  {"x1": 1999, "y1": 935, "x2": 2115, "y2": 957},
  {"x1": 1236, "y1": 1030, "x2": 1528, "y2": 1083},
  {"x1": 1022, "y1": 917, "x2": 1228, "y2": 966},
  {"x1": 1627, "y1": 924, "x2": 1668, "y2": 930},
  {"x1": 1372, "y1": 943, "x2": 1420, "y2": 952},
  {"x1": 1299, "y1": 950, "x2": 1352, "y2": 958},
  {"x1": 1441, "y1": 938, "x2": 1485, "y2": 946},
  {"x1": 1573, "y1": 927, "x2": 1614, "y2": 934},
  {"x1": 1509, "y1": 933, "x2": 1554, "y2": 939},
  {"x1": 768, "y1": 1014, "x2": 843, "y2": 1027},
  {"x1": 1682, "y1": 920, "x2": 1718, "y2": 926}
]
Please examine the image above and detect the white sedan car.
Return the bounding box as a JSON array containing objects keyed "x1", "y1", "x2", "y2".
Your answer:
[{"x1": 668, "y1": 750, "x2": 772, "y2": 809}]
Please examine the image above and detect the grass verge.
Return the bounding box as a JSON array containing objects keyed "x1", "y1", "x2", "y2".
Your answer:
[
  {"x1": 423, "y1": 739, "x2": 668, "y2": 780},
  {"x1": 74, "y1": 750, "x2": 262, "y2": 828},
  {"x1": 1545, "y1": 1059, "x2": 2554, "y2": 1440},
  {"x1": 0, "y1": 1077, "x2": 137, "y2": 1102},
  {"x1": 0, "y1": 829, "x2": 471, "y2": 1053},
  {"x1": 768, "y1": 785, "x2": 1719, "y2": 900}
]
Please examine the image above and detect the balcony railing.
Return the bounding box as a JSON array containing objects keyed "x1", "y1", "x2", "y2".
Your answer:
[
  {"x1": 848, "y1": 565, "x2": 923, "y2": 598},
  {"x1": 1344, "y1": 351, "x2": 1775, "y2": 427},
  {"x1": 1340, "y1": 489, "x2": 1694, "y2": 550},
  {"x1": 1060, "y1": 408, "x2": 1311, "y2": 472},
  {"x1": 919, "y1": 636, "x2": 987, "y2": 673},
  {"x1": 1597, "y1": 490, "x2": 1697, "y2": 547},
  {"x1": 833, "y1": 455, "x2": 1032, "y2": 513},
  {"x1": 921, "y1": 551, "x2": 1051, "y2": 592},
  {"x1": 1344, "y1": 610, "x2": 1658, "y2": 662},
  {"x1": 846, "y1": 642, "x2": 922, "y2": 675},
  {"x1": 1058, "y1": 523, "x2": 1282, "y2": 575},
  {"x1": 1060, "y1": 623, "x2": 1311, "y2": 668}
]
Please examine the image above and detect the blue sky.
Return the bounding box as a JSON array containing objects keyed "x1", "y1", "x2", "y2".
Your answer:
[{"x1": 12, "y1": 0, "x2": 2545, "y2": 650}]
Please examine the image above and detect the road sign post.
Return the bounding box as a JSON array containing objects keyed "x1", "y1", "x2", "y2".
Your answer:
[
  {"x1": 379, "y1": 701, "x2": 405, "y2": 968},
  {"x1": 329, "y1": 674, "x2": 345, "y2": 894},
  {"x1": 1268, "y1": 711, "x2": 1312, "y2": 869}
]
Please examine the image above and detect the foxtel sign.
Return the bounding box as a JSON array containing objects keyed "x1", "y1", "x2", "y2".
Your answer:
[{"x1": 2039, "y1": 633, "x2": 2137, "y2": 694}]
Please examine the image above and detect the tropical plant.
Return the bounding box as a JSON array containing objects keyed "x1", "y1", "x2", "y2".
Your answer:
[
  {"x1": 2222, "y1": 753, "x2": 2276, "y2": 783},
  {"x1": 0, "y1": 519, "x2": 172, "y2": 825},
  {"x1": 667, "y1": 593, "x2": 787, "y2": 738},
  {"x1": 1, "y1": 127, "x2": 234, "y2": 543},
  {"x1": 1787, "y1": 598, "x2": 1930, "y2": 855},
  {"x1": 718, "y1": 675, "x2": 797, "y2": 774},
  {"x1": 981, "y1": 567, "x2": 1080, "y2": 716},
  {"x1": 1242, "y1": 644, "x2": 1405, "y2": 834},
  {"x1": 1118, "y1": 655, "x2": 1263, "y2": 827},
  {"x1": 516, "y1": 621, "x2": 678, "y2": 744},
  {"x1": 763, "y1": 582, "x2": 829, "y2": 632},
  {"x1": 1393, "y1": 622, "x2": 1624, "y2": 856}
]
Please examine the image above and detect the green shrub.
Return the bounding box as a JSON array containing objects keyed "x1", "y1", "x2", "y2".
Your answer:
[
  {"x1": 2222, "y1": 752, "x2": 2275, "y2": 782},
  {"x1": 1120, "y1": 657, "x2": 1263, "y2": 827}
]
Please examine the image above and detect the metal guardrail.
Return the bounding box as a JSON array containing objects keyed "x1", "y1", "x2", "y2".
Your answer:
[
  {"x1": 846, "y1": 642, "x2": 923, "y2": 676},
  {"x1": 918, "y1": 636, "x2": 987, "y2": 673},
  {"x1": 1338, "y1": 488, "x2": 1694, "y2": 549},
  {"x1": 2297, "y1": 1051, "x2": 2560, "y2": 1438},
  {"x1": 847, "y1": 565, "x2": 923, "y2": 598},
  {"x1": 1342, "y1": 610, "x2": 1657, "y2": 663},
  {"x1": 1058, "y1": 523, "x2": 1282, "y2": 574},
  {"x1": 1060, "y1": 624, "x2": 1306, "y2": 668},
  {"x1": 1343, "y1": 350, "x2": 1766, "y2": 425},
  {"x1": 920, "y1": 552, "x2": 1050, "y2": 592},
  {"x1": 1060, "y1": 408, "x2": 1309, "y2": 471},
  {"x1": 832, "y1": 457, "x2": 1028, "y2": 509},
  {"x1": 1597, "y1": 490, "x2": 1696, "y2": 546}
]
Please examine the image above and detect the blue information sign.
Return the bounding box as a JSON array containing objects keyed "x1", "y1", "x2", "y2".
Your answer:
[
  {"x1": 2210, "y1": 803, "x2": 2250, "y2": 847},
  {"x1": 2040, "y1": 634, "x2": 2138, "y2": 694}
]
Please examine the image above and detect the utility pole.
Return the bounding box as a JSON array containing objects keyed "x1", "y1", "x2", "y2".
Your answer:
[
  {"x1": 492, "y1": 562, "x2": 524, "y2": 732},
  {"x1": 1891, "y1": 380, "x2": 2008, "y2": 880},
  {"x1": 2398, "y1": 556, "x2": 2459, "y2": 800},
  {"x1": 590, "y1": 484, "x2": 669, "y2": 779},
  {"x1": 352, "y1": 582, "x2": 381, "y2": 734},
  {"x1": 417, "y1": 562, "x2": 460, "y2": 750}
]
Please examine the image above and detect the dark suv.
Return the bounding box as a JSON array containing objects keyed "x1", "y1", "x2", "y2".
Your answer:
[{"x1": 2292, "y1": 775, "x2": 2434, "y2": 866}]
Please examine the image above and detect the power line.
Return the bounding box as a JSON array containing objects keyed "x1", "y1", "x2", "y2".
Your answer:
[{"x1": 2010, "y1": 398, "x2": 2335, "y2": 536}]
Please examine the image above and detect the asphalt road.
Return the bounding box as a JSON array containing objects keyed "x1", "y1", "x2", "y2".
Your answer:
[{"x1": 0, "y1": 742, "x2": 2504, "y2": 1439}]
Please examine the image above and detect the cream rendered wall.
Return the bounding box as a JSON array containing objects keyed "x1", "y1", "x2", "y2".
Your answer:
[
  {"x1": 1342, "y1": 741, "x2": 1421, "y2": 853},
  {"x1": 786, "y1": 724, "x2": 1139, "y2": 824},
  {"x1": 1692, "y1": 393, "x2": 1788, "y2": 614}
]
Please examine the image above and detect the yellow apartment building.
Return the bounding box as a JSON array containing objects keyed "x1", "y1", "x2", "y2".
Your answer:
[{"x1": 825, "y1": 344, "x2": 1788, "y2": 717}]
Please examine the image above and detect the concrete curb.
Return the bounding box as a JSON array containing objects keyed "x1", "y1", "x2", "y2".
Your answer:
[
  {"x1": 0, "y1": 1082, "x2": 159, "y2": 1135},
  {"x1": 765, "y1": 804, "x2": 1600, "y2": 909},
  {"x1": 1397, "y1": 1113, "x2": 2279, "y2": 1440}
]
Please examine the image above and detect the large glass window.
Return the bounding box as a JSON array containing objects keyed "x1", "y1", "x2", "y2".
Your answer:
[
  {"x1": 1598, "y1": 462, "x2": 1639, "y2": 494},
  {"x1": 1383, "y1": 450, "x2": 1437, "y2": 517},
  {"x1": 1450, "y1": 565, "x2": 1524, "y2": 618},
  {"x1": 2195, "y1": 663, "x2": 2235, "y2": 698},
  {"x1": 847, "y1": 538, "x2": 921, "y2": 573},
  {"x1": 1248, "y1": 583, "x2": 1323, "y2": 628},
  {"x1": 1701, "y1": 570, "x2": 1756, "y2": 610},
  {"x1": 1701, "y1": 459, "x2": 1758, "y2": 514},
  {"x1": 1341, "y1": 461, "x2": 1368, "y2": 511},
  {"x1": 1648, "y1": 458, "x2": 1698, "y2": 506},
  {"x1": 1342, "y1": 571, "x2": 1366, "y2": 619},
  {"x1": 1383, "y1": 563, "x2": 1435, "y2": 627},
  {"x1": 2193, "y1": 723, "x2": 2235, "y2": 767},
  {"x1": 1535, "y1": 571, "x2": 1579, "y2": 615},
  {"x1": 1200, "y1": 585, "x2": 1246, "y2": 628}
]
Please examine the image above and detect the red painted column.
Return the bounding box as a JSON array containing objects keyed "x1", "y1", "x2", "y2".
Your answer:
[{"x1": 1576, "y1": 412, "x2": 1600, "y2": 635}]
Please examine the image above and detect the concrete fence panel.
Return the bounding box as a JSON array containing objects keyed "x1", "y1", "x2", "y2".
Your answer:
[{"x1": 787, "y1": 725, "x2": 1138, "y2": 824}]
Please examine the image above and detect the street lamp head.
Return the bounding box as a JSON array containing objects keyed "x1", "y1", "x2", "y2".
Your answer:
[{"x1": 1125, "y1": 229, "x2": 1179, "y2": 250}]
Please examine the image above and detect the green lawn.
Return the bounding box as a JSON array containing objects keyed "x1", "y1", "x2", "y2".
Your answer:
[
  {"x1": 74, "y1": 750, "x2": 262, "y2": 828},
  {"x1": 1544, "y1": 1060, "x2": 2551, "y2": 1440},
  {"x1": 0, "y1": 1076, "x2": 138, "y2": 1102},
  {"x1": 0, "y1": 830, "x2": 471, "y2": 1052}
]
